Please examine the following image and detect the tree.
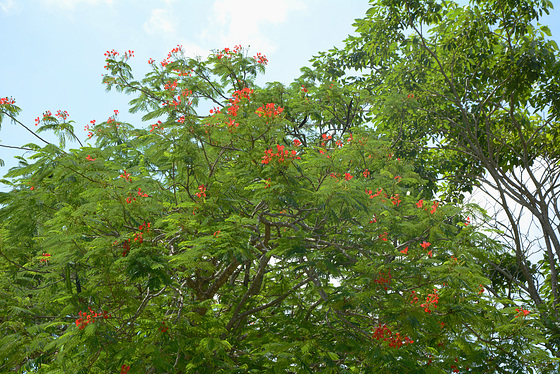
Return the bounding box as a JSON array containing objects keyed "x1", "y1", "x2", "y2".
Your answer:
[
  {"x1": 317, "y1": 0, "x2": 560, "y2": 362},
  {"x1": 0, "y1": 45, "x2": 552, "y2": 372}
]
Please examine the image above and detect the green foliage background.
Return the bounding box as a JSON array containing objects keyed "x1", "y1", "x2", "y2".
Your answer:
[{"x1": 1, "y1": 1, "x2": 558, "y2": 372}]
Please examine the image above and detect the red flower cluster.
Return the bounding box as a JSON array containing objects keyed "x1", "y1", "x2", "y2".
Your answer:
[
  {"x1": 372, "y1": 325, "x2": 414, "y2": 348},
  {"x1": 0, "y1": 97, "x2": 15, "y2": 105},
  {"x1": 293, "y1": 139, "x2": 302, "y2": 147},
  {"x1": 85, "y1": 119, "x2": 95, "y2": 138},
  {"x1": 195, "y1": 185, "x2": 206, "y2": 198},
  {"x1": 150, "y1": 120, "x2": 163, "y2": 132},
  {"x1": 226, "y1": 118, "x2": 239, "y2": 129},
  {"x1": 373, "y1": 270, "x2": 391, "y2": 289},
  {"x1": 75, "y1": 307, "x2": 109, "y2": 329},
  {"x1": 420, "y1": 288, "x2": 439, "y2": 313},
  {"x1": 366, "y1": 188, "x2": 386, "y2": 199},
  {"x1": 430, "y1": 201, "x2": 439, "y2": 214},
  {"x1": 410, "y1": 290, "x2": 419, "y2": 304},
  {"x1": 159, "y1": 321, "x2": 169, "y2": 332},
  {"x1": 253, "y1": 52, "x2": 268, "y2": 65},
  {"x1": 216, "y1": 45, "x2": 242, "y2": 59},
  {"x1": 420, "y1": 241, "x2": 432, "y2": 257},
  {"x1": 55, "y1": 110, "x2": 69, "y2": 120},
  {"x1": 164, "y1": 79, "x2": 178, "y2": 91},
  {"x1": 86, "y1": 155, "x2": 96, "y2": 161},
  {"x1": 122, "y1": 240, "x2": 131, "y2": 257},
  {"x1": 379, "y1": 232, "x2": 388, "y2": 242},
  {"x1": 390, "y1": 193, "x2": 401, "y2": 206},
  {"x1": 104, "y1": 49, "x2": 119, "y2": 59},
  {"x1": 168, "y1": 45, "x2": 183, "y2": 58},
  {"x1": 126, "y1": 188, "x2": 148, "y2": 204},
  {"x1": 133, "y1": 222, "x2": 151, "y2": 244},
  {"x1": 162, "y1": 90, "x2": 191, "y2": 108},
  {"x1": 120, "y1": 365, "x2": 130, "y2": 374},
  {"x1": 256, "y1": 103, "x2": 283, "y2": 118},
  {"x1": 344, "y1": 173, "x2": 353, "y2": 181},
  {"x1": 261, "y1": 145, "x2": 299, "y2": 165},
  {"x1": 233, "y1": 87, "x2": 253, "y2": 102},
  {"x1": 40, "y1": 253, "x2": 51, "y2": 262},
  {"x1": 515, "y1": 308, "x2": 530, "y2": 318},
  {"x1": 120, "y1": 170, "x2": 131, "y2": 182}
]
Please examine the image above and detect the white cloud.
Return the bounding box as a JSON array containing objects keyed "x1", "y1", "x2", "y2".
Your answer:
[
  {"x1": 179, "y1": 42, "x2": 210, "y2": 59},
  {"x1": 143, "y1": 8, "x2": 176, "y2": 35},
  {"x1": 143, "y1": 3, "x2": 209, "y2": 59},
  {"x1": 0, "y1": 0, "x2": 20, "y2": 15},
  {"x1": 41, "y1": 0, "x2": 113, "y2": 10},
  {"x1": 208, "y1": 0, "x2": 306, "y2": 53}
]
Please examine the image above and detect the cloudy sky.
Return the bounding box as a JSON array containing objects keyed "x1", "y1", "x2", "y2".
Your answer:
[{"x1": 1, "y1": 0, "x2": 559, "y2": 175}]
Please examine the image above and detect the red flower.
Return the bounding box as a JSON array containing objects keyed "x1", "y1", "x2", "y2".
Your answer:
[
  {"x1": 159, "y1": 322, "x2": 169, "y2": 332},
  {"x1": 120, "y1": 365, "x2": 130, "y2": 374},
  {"x1": 120, "y1": 170, "x2": 131, "y2": 182},
  {"x1": 420, "y1": 241, "x2": 431, "y2": 249},
  {"x1": 430, "y1": 201, "x2": 439, "y2": 214},
  {"x1": 301, "y1": 85, "x2": 308, "y2": 93},
  {"x1": 416, "y1": 199, "x2": 423, "y2": 208},
  {"x1": 195, "y1": 185, "x2": 206, "y2": 198},
  {"x1": 515, "y1": 308, "x2": 530, "y2": 318},
  {"x1": 420, "y1": 288, "x2": 439, "y2": 313},
  {"x1": 255, "y1": 103, "x2": 283, "y2": 118},
  {"x1": 0, "y1": 97, "x2": 16, "y2": 105},
  {"x1": 253, "y1": 52, "x2": 268, "y2": 65},
  {"x1": 86, "y1": 155, "x2": 96, "y2": 161},
  {"x1": 400, "y1": 247, "x2": 408, "y2": 254},
  {"x1": 344, "y1": 173, "x2": 353, "y2": 181}
]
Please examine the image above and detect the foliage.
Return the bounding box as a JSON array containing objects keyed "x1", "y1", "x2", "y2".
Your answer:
[
  {"x1": 315, "y1": 0, "x2": 560, "y2": 364},
  {"x1": 0, "y1": 44, "x2": 553, "y2": 372}
]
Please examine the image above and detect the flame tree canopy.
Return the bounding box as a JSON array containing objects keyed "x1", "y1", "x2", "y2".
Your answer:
[{"x1": 0, "y1": 43, "x2": 554, "y2": 372}]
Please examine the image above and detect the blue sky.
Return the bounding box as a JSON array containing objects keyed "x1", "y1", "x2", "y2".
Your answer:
[{"x1": 1, "y1": 0, "x2": 559, "y2": 176}]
